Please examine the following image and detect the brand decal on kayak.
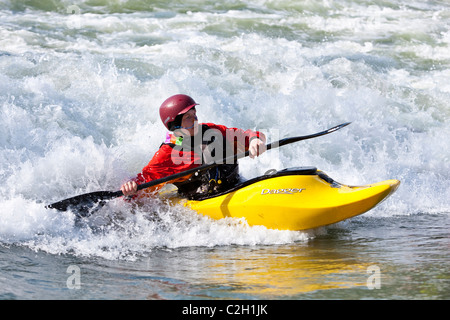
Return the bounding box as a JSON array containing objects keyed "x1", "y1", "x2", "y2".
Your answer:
[{"x1": 261, "y1": 188, "x2": 305, "y2": 195}]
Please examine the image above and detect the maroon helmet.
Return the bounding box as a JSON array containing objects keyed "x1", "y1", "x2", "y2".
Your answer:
[{"x1": 159, "y1": 94, "x2": 198, "y2": 130}]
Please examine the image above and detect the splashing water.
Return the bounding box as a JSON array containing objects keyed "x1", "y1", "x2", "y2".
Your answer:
[{"x1": 0, "y1": 0, "x2": 449, "y2": 260}]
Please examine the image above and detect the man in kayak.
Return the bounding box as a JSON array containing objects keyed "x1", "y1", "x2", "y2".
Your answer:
[{"x1": 120, "y1": 94, "x2": 266, "y2": 200}]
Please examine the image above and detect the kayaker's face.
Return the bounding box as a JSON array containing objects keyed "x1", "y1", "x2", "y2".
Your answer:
[{"x1": 180, "y1": 108, "x2": 198, "y2": 136}]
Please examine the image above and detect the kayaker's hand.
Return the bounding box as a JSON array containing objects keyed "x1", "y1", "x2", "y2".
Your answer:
[
  {"x1": 249, "y1": 138, "x2": 266, "y2": 159},
  {"x1": 121, "y1": 181, "x2": 138, "y2": 197}
]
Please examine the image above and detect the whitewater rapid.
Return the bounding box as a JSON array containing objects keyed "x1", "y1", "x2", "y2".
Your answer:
[{"x1": 0, "y1": 0, "x2": 449, "y2": 259}]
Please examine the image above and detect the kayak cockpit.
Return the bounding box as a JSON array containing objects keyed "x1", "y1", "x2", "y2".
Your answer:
[{"x1": 191, "y1": 166, "x2": 324, "y2": 201}]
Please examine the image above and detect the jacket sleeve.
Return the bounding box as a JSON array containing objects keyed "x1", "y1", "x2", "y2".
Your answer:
[
  {"x1": 203, "y1": 123, "x2": 266, "y2": 154},
  {"x1": 133, "y1": 144, "x2": 200, "y2": 195}
]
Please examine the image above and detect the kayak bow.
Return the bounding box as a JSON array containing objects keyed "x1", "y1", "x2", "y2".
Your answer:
[{"x1": 165, "y1": 167, "x2": 400, "y2": 231}]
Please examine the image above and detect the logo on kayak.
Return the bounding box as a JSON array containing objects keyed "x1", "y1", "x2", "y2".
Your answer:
[{"x1": 260, "y1": 188, "x2": 305, "y2": 195}]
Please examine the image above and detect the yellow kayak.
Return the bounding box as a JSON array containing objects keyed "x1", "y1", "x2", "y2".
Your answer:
[{"x1": 167, "y1": 167, "x2": 400, "y2": 231}]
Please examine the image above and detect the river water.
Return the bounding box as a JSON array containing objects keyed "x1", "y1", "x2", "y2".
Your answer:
[{"x1": 0, "y1": 0, "x2": 449, "y2": 300}]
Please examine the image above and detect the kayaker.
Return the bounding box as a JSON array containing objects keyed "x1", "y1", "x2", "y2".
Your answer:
[{"x1": 120, "y1": 94, "x2": 266, "y2": 200}]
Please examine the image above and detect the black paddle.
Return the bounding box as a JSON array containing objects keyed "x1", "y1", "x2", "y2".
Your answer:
[{"x1": 46, "y1": 122, "x2": 351, "y2": 217}]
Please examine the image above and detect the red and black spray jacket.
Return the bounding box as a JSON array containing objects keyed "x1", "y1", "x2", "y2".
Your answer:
[{"x1": 132, "y1": 123, "x2": 265, "y2": 198}]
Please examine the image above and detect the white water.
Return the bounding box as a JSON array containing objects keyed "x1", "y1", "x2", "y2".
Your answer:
[{"x1": 0, "y1": 0, "x2": 449, "y2": 260}]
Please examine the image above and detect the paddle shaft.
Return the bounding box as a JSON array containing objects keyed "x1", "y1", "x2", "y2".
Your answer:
[
  {"x1": 135, "y1": 122, "x2": 350, "y2": 192},
  {"x1": 46, "y1": 122, "x2": 351, "y2": 212}
]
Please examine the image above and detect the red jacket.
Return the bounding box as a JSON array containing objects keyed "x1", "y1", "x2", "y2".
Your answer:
[{"x1": 133, "y1": 123, "x2": 265, "y2": 192}]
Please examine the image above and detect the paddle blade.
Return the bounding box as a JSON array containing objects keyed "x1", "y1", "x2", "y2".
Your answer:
[{"x1": 46, "y1": 190, "x2": 123, "y2": 217}]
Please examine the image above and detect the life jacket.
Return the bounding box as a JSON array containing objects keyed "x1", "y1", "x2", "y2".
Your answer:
[{"x1": 160, "y1": 124, "x2": 240, "y2": 199}]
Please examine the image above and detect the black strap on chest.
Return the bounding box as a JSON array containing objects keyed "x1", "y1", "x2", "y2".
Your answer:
[{"x1": 159, "y1": 124, "x2": 240, "y2": 198}]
